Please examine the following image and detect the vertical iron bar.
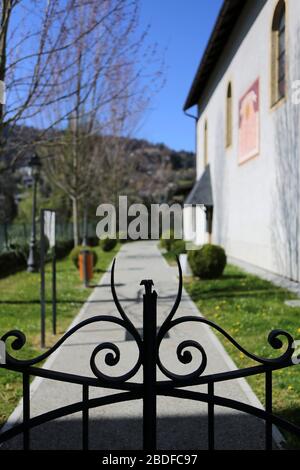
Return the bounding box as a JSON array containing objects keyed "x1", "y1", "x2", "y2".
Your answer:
[
  {"x1": 208, "y1": 381, "x2": 215, "y2": 450},
  {"x1": 82, "y1": 384, "x2": 89, "y2": 450},
  {"x1": 265, "y1": 370, "x2": 273, "y2": 450},
  {"x1": 23, "y1": 372, "x2": 30, "y2": 450},
  {"x1": 52, "y1": 245, "x2": 57, "y2": 335},
  {"x1": 142, "y1": 280, "x2": 157, "y2": 451},
  {"x1": 40, "y1": 210, "x2": 46, "y2": 348}
]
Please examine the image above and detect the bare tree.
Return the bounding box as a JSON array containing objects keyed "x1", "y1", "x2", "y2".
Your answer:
[
  {"x1": 0, "y1": 0, "x2": 65, "y2": 169},
  {"x1": 43, "y1": 0, "x2": 164, "y2": 245},
  {"x1": 0, "y1": 0, "x2": 139, "y2": 172}
]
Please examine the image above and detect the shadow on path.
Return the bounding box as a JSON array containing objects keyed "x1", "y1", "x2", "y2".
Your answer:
[{"x1": 2, "y1": 412, "x2": 266, "y2": 450}]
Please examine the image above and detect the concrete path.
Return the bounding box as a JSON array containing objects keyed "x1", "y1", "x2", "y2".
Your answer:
[{"x1": 3, "y1": 241, "x2": 271, "y2": 450}]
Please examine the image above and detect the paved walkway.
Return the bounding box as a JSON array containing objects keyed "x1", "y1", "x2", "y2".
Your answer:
[{"x1": 3, "y1": 241, "x2": 272, "y2": 450}]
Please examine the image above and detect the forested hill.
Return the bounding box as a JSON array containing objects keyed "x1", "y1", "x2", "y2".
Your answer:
[{"x1": 0, "y1": 126, "x2": 196, "y2": 223}]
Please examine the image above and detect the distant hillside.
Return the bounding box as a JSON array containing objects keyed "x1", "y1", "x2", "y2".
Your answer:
[
  {"x1": 122, "y1": 138, "x2": 195, "y2": 204},
  {"x1": 1, "y1": 125, "x2": 195, "y2": 171},
  {"x1": 125, "y1": 138, "x2": 195, "y2": 170},
  {"x1": 0, "y1": 126, "x2": 196, "y2": 223}
]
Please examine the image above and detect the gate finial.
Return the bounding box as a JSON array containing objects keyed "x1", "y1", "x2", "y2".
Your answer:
[{"x1": 140, "y1": 279, "x2": 154, "y2": 295}]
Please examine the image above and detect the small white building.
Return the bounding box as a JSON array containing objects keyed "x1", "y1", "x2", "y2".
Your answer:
[{"x1": 184, "y1": 0, "x2": 300, "y2": 282}]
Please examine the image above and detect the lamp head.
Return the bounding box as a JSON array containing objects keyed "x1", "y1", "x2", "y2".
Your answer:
[{"x1": 28, "y1": 153, "x2": 41, "y2": 179}]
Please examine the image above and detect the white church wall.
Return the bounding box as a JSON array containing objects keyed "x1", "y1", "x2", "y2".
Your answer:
[{"x1": 193, "y1": 0, "x2": 300, "y2": 280}]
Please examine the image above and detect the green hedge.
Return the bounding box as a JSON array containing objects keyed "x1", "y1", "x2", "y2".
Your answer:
[
  {"x1": 0, "y1": 251, "x2": 27, "y2": 279},
  {"x1": 159, "y1": 229, "x2": 175, "y2": 252},
  {"x1": 0, "y1": 239, "x2": 74, "y2": 279},
  {"x1": 55, "y1": 240, "x2": 74, "y2": 260},
  {"x1": 160, "y1": 231, "x2": 187, "y2": 256},
  {"x1": 171, "y1": 239, "x2": 187, "y2": 256},
  {"x1": 100, "y1": 237, "x2": 117, "y2": 252},
  {"x1": 86, "y1": 236, "x2": 99, "y2": 247}
]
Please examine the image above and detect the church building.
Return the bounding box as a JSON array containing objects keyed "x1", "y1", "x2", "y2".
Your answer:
[{"x1": 184, "y1": 0, "x2": 300, "y2": 281}]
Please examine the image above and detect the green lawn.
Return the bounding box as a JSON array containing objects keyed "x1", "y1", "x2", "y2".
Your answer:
[
  {"x1": 0, "y1": 245, "x2": 119, "y2": 427},
  {"x1": 164, "y1": 251, "x2": 300, "y2": 448}
]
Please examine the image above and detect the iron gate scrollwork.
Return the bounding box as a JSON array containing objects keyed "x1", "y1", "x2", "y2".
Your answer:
[{"x1": 0, "y1": 258, "x2": 299, "y2": 450}]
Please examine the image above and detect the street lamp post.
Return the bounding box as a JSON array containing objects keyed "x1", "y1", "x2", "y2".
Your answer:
[
  {"x1": 82, "y1": 203, "x2": 88, "y2": 246},
  {"x1": 27, "y1": 153, "x2": 41, "y2": 272}
]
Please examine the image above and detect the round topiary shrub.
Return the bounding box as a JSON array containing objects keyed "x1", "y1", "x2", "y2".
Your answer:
[
  {"x1": 159, "y1": 229, "x2": 175, "y2": 252},
  {"x1": 171, "y1": 239, "x2": 187, "y2": 256},
  {"x1": 188, "y1": 244, "x2": 227, "y2": 279},
  {"x1": 86, "y1": 236, "x2": 99, "y2": 247},
  {"x1": 100, "y1": 237, "x2": 117, "y2": 252},
  {"x1": 55, "y1": 240, "x2": 73, "y2": 260},
  {"x1": 70, "y1": 245, "x2": 98, "y2": 269}
]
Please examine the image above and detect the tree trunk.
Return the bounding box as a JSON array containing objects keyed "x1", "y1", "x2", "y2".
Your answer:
[
  {"x1": 72, "y1": 196, "x2": 79, "y2": 246},
  {"x1": 0, "y1": 1, "x2": 13, "y2": 128}
]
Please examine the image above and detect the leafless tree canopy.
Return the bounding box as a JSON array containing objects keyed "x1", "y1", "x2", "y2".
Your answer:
[
  {"x1": 0, "y1": 0, "x2": 164, "y2": 244},
  {"x1": 0, "y1": 0, "x2": 164, "y2": 176}
]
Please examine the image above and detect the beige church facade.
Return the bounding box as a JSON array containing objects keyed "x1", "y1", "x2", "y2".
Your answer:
[{"x1": 184, "y1": 0, "x2": 300, "y2": 282}]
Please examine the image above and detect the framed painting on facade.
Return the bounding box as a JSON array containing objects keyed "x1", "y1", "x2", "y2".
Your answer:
[{"x1": 238, "y1": 78, "x2": 260, "y2": 164}]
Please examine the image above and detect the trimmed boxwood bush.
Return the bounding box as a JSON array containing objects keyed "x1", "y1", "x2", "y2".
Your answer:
[
  {"x1": 100, "y1": 237, "x2": 117, "y2": 252},
  {"x1": 86, "y1": 236, "x2": 99, "y2": 247},
  {"x1": 55, "y1": 240, "x2": 74, "y2": 260},
  {"x1": 70, "y1": 245, "x2": 98, "y2": 269},
  {"x1": 188, "y1": 244, "x2": 227, "y2": 279},
  {"x1": 159, "y1": 229, "x2": 175, "y2": 252},
  {"x1": 171, "y1": 239, "x2": 187, "y2": 256}
]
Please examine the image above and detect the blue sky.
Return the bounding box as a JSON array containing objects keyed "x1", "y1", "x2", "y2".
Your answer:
[{"x1": 136, "y1": 0, "x2": 223, "y2": 152}]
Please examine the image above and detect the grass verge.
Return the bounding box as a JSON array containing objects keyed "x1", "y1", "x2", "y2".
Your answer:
[
  {"x1": 164, "y1": 251, "x2": 300, "y2": 449},
  {"x1": 0, "y1": 244, "x2": 119, "y2": 427}
]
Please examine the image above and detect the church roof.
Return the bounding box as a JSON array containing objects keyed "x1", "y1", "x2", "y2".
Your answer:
[{"x1": 184, "y1": 0, "x2": 248, "y2": 111}]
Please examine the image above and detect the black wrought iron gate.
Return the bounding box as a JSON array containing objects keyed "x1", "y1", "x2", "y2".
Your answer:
[{"x1": 0, "y1": 258, "x2": 299, "y2": 450}]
